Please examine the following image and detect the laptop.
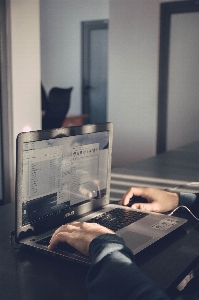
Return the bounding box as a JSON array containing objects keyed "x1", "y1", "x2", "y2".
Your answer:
[{"x1": 15, "y1": 122, "x2": 187, "y2": 265}]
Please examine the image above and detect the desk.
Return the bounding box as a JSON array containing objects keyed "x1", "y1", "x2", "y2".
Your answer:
[
  {"x1": 62, "y1": 114, "x2": 89, "y2": 127},
  {"x1": 1, "y1": 142, "x2": 199, "y2": 299},
  {"x1": 0, "y1": 203, "x2": 89, "y2": 300},
  {"x1": 1, "y1": 204, "x2": 199, "y2": 299},
  {"x1": 109, "y1": 141, "x2": 199, "y2": 292}
]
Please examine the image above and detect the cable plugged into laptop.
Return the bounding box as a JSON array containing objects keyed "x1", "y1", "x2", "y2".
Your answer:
[{"x1": 10, "y1": 230, "x2": 22, "y2": 249}]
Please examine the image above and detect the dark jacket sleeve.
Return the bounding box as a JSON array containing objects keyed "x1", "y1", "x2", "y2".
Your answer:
[
  {"x1": 179, "y1": 193, "x2": 199, "y2": 217},
  {"x1": 86, "y1": 234, "x2": 198, "y2": 300}
]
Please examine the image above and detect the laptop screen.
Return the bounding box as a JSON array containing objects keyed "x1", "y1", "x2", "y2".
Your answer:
[
  {"x1": 21, "y1": 131, "x2": 109, "y2": 226},
  {"x1": 15, "y1": 123, "x2": 113, "y2": 240}
]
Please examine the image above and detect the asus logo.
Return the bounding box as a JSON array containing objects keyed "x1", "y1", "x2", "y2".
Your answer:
[{"x1": 64, "y1": 211, "x2": 75, "y2": 218}]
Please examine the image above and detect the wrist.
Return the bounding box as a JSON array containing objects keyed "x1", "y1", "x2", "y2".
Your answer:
[{"x1": 168, "y1": 191, "x2": 180, "y2": 209}]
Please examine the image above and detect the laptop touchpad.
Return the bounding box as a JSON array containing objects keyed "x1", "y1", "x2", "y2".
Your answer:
[{"x1": 119, "y1": 231, "x2": 153, "y2": 250}]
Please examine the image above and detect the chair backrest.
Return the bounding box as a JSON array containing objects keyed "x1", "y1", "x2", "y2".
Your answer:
[
  {"x1": 41, "y1": 83, "x2": 48, "y2": 111},
  {"x1": 42, "y1": 87, "x2": 73, "y2": 130}
]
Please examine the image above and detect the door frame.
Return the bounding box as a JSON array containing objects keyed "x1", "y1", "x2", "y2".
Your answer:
[
  {"x1": 81, "y1": 19, "x2": 108, "y2": 123},
  {"x1": 156, "y1": 0, "x2": 199, "y2": 154},
  {"x1": 0, "y1": 0, "x2": 14, "y2": 204}
]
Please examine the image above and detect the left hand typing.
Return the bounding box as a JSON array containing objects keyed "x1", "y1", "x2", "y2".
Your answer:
[{"x1": 48, "y1": 221, "x2": 115, "y2": 256}]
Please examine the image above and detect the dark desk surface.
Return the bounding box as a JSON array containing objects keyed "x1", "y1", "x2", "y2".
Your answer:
[
  {"x1": 1, "y1": 141, "x2": 199, "y2": 299},
  {"x1": 0, "y1": 203, "x2": 89, "y2": 300},
  {"x1": 109, "y1": 142, "x2": 199, "y2": 291},
  {"x1": 1, "y1": 204, "x2": 199, "y2": 299}
]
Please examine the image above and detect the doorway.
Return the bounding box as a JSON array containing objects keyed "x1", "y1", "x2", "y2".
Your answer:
[
  {"x1": 81, "y1": 20, "x2": 108, "y2": 124},
  {"x1": 157, "y1": 1, "x2": 199, "y2": 154}
]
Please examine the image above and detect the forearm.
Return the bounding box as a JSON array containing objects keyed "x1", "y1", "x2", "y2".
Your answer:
[{"x1": 86, "y1": 234, "x2": 171, "y2": 300}]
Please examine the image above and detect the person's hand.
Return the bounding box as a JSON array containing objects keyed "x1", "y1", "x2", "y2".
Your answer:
[
  {"x1": 119, "y1": 187, "x2": 179, "y2": 213},
  {"x1": 48, "y1": 221, "x2": 115, "y2": 256}
]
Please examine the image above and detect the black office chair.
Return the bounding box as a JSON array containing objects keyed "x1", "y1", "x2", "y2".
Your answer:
[
  {"x1": 42, "y1": 87, "x2": 73, "y2": 130},
  {"x1": 41, "y1": 83, "x2": 48, "y2": 113}
]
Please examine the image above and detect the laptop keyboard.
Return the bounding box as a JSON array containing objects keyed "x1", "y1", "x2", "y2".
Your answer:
[
  {"x1": 36, "y1": 235, "x2": 76, "y2": 253},
  {"x1": 37, "y1": 208, "x2": 148, "y2": 251},
  {"x1": 87, "y1": 208, "x2": 148, "y2": 232}
]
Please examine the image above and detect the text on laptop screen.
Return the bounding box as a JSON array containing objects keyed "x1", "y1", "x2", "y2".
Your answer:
[{"x1": 21, "y1": 131, "x2": 109, "y2": 226}]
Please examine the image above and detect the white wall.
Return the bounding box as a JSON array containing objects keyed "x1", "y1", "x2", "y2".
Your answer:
[
  {"x1": 8, "y1": 0, "x2": 41, "y2": 202},
  {"x1": 40, "y1": 0, "x2": 109, "y2": 115},
  {"x1": 40, "y1": 0, "x2": 195, "y2": 168},
  {"x1": 108, "y1": 0, "x2": 160, "y2": 166},
  {"x1": 167, "y1": 12, "x2": 199, "y2": 150},
  {"x1": 10, "y1": 0, "x2": 41, "y2": 139}
]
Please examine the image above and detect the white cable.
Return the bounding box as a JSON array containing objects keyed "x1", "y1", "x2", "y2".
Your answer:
[{"x1": 168, "y1": 205, "x2": 199, "y2": 221}]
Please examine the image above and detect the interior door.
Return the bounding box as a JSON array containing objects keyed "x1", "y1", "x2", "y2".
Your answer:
[
  {"x1": 157, "y1": 1, "x2": 199, "y2": 154},
  {"x1": 166, "y1": 12, "x2": 199, "y2": 151},
  {"x1": 82, "y1": 20, "x2": 108, "y2": 124}
]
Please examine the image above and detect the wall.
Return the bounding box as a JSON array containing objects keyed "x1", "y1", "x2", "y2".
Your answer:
[
  {"x1": 6, "y1": 0, "x2": 41, "y2": 202},
  {"x1": 40, "y1": 0, "x2": 177, "y2": 168},
  {"x1": 167, "y1": 12, "x2": 199, "y2": 150},
  {"x1": 40, "y1": 0, "x2": 109, "y2": 115},
  {"x1": 10, "y1": 0, "x2": 41, "y2": 139},
  {"x1": 108, "y1": 0, "x2": 160, "y2": 166}
]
